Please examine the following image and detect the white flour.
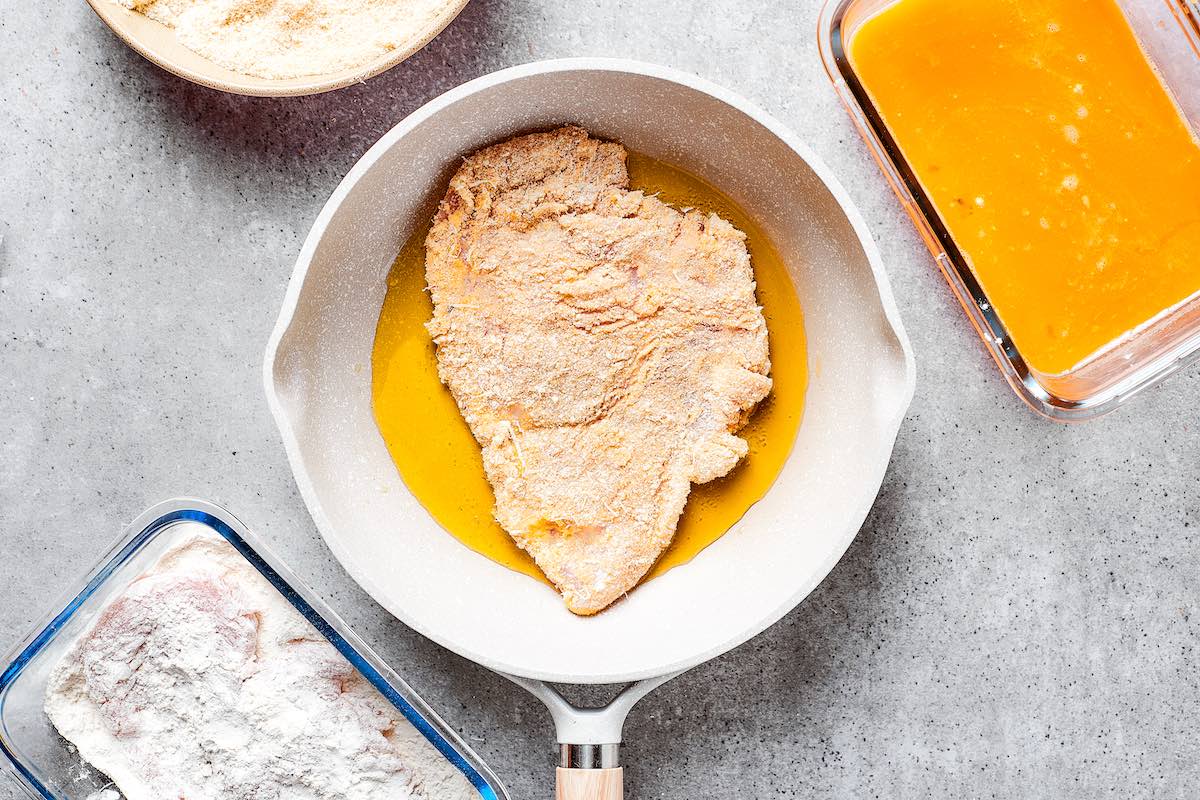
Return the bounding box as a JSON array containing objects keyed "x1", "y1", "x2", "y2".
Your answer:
[
  {"x1": 44, "y1": 529, "x2": 477, "y2": 800},
  {"x1": 116, "y1": 0, "x2": 455, "y2": 79}
]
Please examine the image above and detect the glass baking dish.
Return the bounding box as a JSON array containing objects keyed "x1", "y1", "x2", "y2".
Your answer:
[
  {"x1": 0, "y1": 498, "x2": 508, "y2": 800},
  {"x1": 819, "y1": 0, "x2": 1200, "y2": 420}
]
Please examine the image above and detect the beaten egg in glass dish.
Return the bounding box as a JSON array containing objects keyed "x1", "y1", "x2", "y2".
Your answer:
[{"x1": 824, "y1": 0, "x2": 1200, "y2": 417}]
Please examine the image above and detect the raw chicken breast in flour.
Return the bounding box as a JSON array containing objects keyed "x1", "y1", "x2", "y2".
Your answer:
[{"x1": 43, "y1": 532, "x2": 477, "y2": 800}]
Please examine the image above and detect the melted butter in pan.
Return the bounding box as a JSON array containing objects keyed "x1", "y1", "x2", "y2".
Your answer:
[{"x1": 371, "y1": 152, "x2": 807, "y2": 586}]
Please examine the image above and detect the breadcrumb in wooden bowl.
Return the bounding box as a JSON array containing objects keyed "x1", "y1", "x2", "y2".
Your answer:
[{"x1": 85, "y1": 0, "x2": 471, "y2": 97}]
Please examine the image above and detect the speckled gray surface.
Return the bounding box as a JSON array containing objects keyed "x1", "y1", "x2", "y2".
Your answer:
[{"x1": 2, "y1": 2, "x2": 1198, "y2": 798}]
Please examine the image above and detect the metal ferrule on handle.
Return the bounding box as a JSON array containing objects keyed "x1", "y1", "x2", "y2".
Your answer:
[{"x1": 561, "y1": 743, "x2": 621, "y2": 769}]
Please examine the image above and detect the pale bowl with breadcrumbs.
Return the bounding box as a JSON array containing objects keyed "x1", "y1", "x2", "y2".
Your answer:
[{"x1": 85, "y1": 0, "x2": 471, "y2": 97}]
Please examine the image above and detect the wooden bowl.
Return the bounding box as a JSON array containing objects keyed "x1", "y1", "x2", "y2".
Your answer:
[{"x1": 84, "y1": 0, "x2": 471, "y2": 97}]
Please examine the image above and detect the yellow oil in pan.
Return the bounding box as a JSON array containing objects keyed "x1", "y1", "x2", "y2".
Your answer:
[{"x1": 371, "y1": 152, "x2": 807, "y2": 585}]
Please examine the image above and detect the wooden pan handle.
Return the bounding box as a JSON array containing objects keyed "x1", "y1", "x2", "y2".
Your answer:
[{"x1": 556, "y1": 767, "x2": 623, "y2": 800}]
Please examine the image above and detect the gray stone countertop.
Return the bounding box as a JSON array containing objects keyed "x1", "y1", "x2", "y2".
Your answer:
[{"x1": 2, "y1": 1, "x2": 1198, "y2": 797}]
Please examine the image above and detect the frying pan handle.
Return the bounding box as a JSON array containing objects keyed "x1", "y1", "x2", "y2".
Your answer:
[
  {"x1": 556, "y1": 766, "x2": 623, "y2": 799},
  {"x1": 503, "y1": 672, "x2": 682, "y2": 799}
]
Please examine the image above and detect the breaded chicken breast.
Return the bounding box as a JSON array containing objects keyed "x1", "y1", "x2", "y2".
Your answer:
[{"x1": 425, "y1": 127, "x2": 771, "y2": 615}]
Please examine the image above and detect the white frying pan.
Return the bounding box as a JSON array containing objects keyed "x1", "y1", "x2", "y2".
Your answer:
[{"x1": 263, "y1": 59, "x2": 915, "y2": 799}]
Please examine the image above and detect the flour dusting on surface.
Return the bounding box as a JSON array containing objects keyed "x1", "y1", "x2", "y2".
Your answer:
[
  {"x1": 116, "y1": 0, "x2": 456, "y2": 79},
  {"x1": 44, "y1": 529, "x2": 477, "y2": 800}
]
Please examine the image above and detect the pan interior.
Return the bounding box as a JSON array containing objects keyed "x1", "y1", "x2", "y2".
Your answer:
[{"x1": 266, "y1": 62, "x2": 913, "y2": 683}]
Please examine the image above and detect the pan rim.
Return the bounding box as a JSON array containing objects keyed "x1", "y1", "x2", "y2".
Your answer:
[{"x1": 263, "y1": 57, "x2": 917, "y2": 683}]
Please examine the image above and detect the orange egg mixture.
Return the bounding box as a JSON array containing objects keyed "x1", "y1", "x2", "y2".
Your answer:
[
  {"x1": 371, "y1": 153, "x2": 807, "y2": 585},
  {"x1": 850, "y1": 0, "x2": 1200, "y2": 376}
]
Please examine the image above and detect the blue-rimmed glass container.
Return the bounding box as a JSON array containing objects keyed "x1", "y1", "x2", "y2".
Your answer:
[{"x1": 0, "y1": 498, "x2": 508, "y2": 800}]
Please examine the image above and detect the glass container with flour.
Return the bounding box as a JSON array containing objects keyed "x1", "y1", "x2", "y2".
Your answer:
[{"x1": 0, "y1": 499, "x2": 507, "y2": 800}]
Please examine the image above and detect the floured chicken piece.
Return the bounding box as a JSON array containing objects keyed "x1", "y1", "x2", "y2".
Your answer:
[
  {"x1": 43, "y1": 531, "x2": 476, "y2": 800},
  {"x1": 425, "y1": 127, "x2": 772, "y2": 615}
]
